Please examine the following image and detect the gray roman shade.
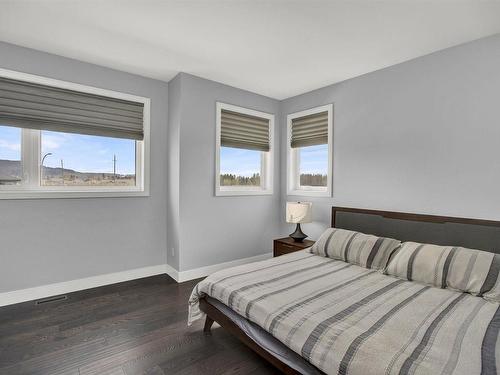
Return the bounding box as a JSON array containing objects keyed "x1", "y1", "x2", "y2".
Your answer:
[
  {"x1": 290, "y1": 110, "x2": 328, "y2": 148},
  {"x1": 0, "y1": 77, "x2": 144, "y2": 140},
  {"x1": 220, "y1": 109, "x2": 270, "y2": 152}
]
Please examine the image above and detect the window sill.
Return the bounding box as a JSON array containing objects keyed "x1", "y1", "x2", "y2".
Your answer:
[
  {"x1": 287, "y1": 188, "x2": 331, "y2": 197},
  {"x1": 0, "y1": 188, "x2": 149, "y2": 200},
  {"x1": 215, "y1": 188, "x2": 273, "y2": 197}
]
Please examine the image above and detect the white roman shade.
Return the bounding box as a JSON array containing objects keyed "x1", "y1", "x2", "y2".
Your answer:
[
  {"x1": 290, "y1": 110, "x2": 328, "y2": 148},
  {"x1": 220, "y1": 109, "x2": 270, "y2": 152},
  {"x1": 0, "y1": 77, "x2": 144, "y2": 140}
]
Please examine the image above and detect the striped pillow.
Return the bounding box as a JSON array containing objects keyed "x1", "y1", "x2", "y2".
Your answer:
[
  {"x1": 385, "y1": 241, "x2": 500, "y2": 295},
  {"x1": 482, "y1": 257, "x2": 500, "y2": 302},
  {"x1": 309, "y1": 228, "x2": 401, "y2": 270}
]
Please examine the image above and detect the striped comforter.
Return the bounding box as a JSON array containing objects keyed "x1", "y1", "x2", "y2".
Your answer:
[{"x1": 188, "y1": 250, "x2": 500, "y2": 375}]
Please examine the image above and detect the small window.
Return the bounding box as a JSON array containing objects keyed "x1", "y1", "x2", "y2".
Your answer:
[
  {"x1": 220, "y1": 147, "x2": 261, "y2": 187},
  {"x1": 0, "y1": 69, "x2": 149, "y2": 199},
  {"x1": 298, "y1": 144, "x2": 329, "y2": 187},
  {"x1": 287, "y1": 104, "x2": 333, "y2": 196},
  {"x1": 215, "y1": 102, "x2": 274, "y2": 196}
]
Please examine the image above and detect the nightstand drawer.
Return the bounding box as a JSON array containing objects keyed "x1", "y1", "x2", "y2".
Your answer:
[
  {"x1": 273, "y1": 238, "x2": 315, "y2": 257},
  {"x1": 275, "y1": 242, "x2": 300, "y2": 256}
]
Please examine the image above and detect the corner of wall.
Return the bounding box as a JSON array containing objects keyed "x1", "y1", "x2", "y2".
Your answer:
[{"x1": 166, "y1": 74, "x2": 182, "y2": 271}]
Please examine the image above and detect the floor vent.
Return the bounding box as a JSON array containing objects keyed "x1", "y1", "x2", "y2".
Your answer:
[{"x1": 35, "y1": 295, "x2": 68, "y2": 305}]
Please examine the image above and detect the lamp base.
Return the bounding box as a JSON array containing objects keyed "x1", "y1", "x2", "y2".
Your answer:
[{"x1": 289, "y1": 223, "x2": 307, "y2": 243}]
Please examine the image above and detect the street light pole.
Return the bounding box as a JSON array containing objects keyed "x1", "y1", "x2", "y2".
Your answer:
[{"x1": 40, "y1": 152, "x2": 52, "y2": 183}]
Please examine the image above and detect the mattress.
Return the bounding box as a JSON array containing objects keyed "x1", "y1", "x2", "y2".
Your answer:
[
  {"x1": 206, "y1": 296, "x2": 323, "y2": 374},
  {"x1": 189, "y1": 250, "x2": 500, "y2": 375}
]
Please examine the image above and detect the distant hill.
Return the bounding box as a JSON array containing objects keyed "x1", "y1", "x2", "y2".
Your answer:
[
  {"x1": 0, "y1": 159, "x2": 132, "y2": 182},
  {"x1": 41, "y1": 165, "x2": 125, "y2": 179},
  {"x1": 0, "y1": 159, "x2": 21, "y2": 181}
]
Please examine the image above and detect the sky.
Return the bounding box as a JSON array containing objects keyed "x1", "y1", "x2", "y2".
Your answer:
[
  {"x1": 0, "y1": 125, "x2": 21, "y2": 160},
  {"x1": 220, "y1": 147, "x2": 260, "y2": 176},
  {"x1": 0, "y1": 125, "x2": 136, "y2": 175},
  {"x1": 41, "y1": 130, "x2": 136, "y2": 174},
  {"x1": 220, "y1": 144, "x2": 328, "y2": 177},
  {"x1": 298, "y1": 144, "x2": 328, "y2": 174}
]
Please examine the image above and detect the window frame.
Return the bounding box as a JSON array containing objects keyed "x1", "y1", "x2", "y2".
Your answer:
[
  {"x1": 215, "y1": 102, "x2": 274, "y2": 196},
  {"x1": 286, "y1": 104, "x2": 333, "y2": 197},
  {"x1": 0, "y1": 68, "x2": 150, "y2": 199}
]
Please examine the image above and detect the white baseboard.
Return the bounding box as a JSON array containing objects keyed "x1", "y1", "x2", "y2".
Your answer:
[
  {"x1": 0, "y1": 253, "x2": 273, "y2": 307},
  {"x1": 164, "y1": 263, "x2": 179, "y2": 282},
  {"x1": 175, "y1": 252, "x2": 272, "y2": 282},
  {"x1": 0, "y1": 264, "x2": 167, "y2": 307}
]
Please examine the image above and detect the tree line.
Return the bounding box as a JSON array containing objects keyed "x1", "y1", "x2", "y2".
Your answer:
[
  {"x1": 220, "y1": 172, "x2": 327, "y2": 187},
  {"x1": 300, "y1": 173, "x2": 327, "y2": 186},
  {"x1": 220, "y1": 173, "x2": 260, "y2": 186}
]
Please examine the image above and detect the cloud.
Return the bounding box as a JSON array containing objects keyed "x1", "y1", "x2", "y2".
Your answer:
[
  {"x1": 41, "y1": 134, "x2": 67, "y2": 150},
  {"x1": 0, "y1": 139, "x2": 21, "y2": 152},
  {"x1": 97, "y1": 149, "x2": 109, "y2": 155}
]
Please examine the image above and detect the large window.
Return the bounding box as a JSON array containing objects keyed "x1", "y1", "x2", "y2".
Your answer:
[
  {"x1": 287, "y1": 104, "x2": 333, "y2": 196},
  {"x1": 41, "y1": 131, "x2": 137, "y2": 187},
  {"x1": 0, "y1": 69, "x2": 149, "y2": 199},
  {"x1": 215, "y1": 102, "x2": 274, "y2": 196}
]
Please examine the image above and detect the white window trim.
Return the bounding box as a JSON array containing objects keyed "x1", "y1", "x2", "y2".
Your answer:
[
  {"x1": 0, "y1": 68, "x2": 150, "y2": 199},
  {"x1": 215, "y1": 102, "x2": 274, "y2": 196},
  {"x1": 286, "y1": 104, "x2": 333, "y2": 197}
]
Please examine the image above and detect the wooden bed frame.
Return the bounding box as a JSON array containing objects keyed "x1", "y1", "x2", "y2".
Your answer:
[
  {"x1": 199, "y1": 206, "x2": 500, "y2": 374},
  {"x1": 200, "y1": 298, "x2": 305, "y2": 374}
]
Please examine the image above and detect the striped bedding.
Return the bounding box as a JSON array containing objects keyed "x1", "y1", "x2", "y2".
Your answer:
[{"x1": 188, "y1": 250, "x2": 500, "y2": 375}]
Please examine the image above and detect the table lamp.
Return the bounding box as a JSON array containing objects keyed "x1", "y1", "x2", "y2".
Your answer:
[{"x1": 286, "y1": 202, "x2": 312, "y2": 242}]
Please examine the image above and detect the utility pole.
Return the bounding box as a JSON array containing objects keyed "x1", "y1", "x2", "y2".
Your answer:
[
  {"x1": 113, "y1": 154, "x2": 117, "y2": 182},
  {"x1": 60, "y1": 159, "x2": 64, "y2": 185}
]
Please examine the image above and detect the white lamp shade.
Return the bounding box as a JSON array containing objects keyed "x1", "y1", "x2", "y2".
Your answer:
[{"x1": 286, "y1": 202, "x2": 312, "y2": 224}]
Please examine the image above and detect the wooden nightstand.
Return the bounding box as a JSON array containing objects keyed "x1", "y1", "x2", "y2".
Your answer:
[{"x1": 273, "y1": 237, "x2": 315, "y2": 257}]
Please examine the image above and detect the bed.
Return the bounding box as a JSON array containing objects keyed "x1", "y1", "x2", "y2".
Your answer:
[{"x1": 188, "y1": 207, "x2": 500, "y2": 374}]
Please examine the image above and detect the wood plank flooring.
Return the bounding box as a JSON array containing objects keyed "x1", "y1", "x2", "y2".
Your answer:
[{"x1": 0, "y1": 275, "x2": 278, "y2": 375}]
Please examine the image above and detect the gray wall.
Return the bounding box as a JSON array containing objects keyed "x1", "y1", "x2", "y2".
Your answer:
[
  {"x1": 170, "y1": 74, "x2": 281, "y2": 271},
  {"x1": 0, "y1": 42, "x2": 169, "y2": 293},
  {"x1": 280, "y1": 34, "x2": 500, "y2": 240}
]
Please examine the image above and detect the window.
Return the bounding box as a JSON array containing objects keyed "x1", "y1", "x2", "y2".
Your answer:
[
  {"x1": 41, "y1": 131, "x2": 136, "y2": 187},
  {"x1": 215, "y1": 102, "x2": 274, "y2": 196},
  {"x1": 0, "y1": 68, "x2": 150, "y2": 199},
  {"x1": 220, "y1": 147, "x2": 261, "y2": 187},
  {"x1": 287, "y1": 104, "x2": 333, "y2": 196}
]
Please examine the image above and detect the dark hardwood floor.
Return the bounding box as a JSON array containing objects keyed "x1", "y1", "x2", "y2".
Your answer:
[{"x1": 0, "y1": 275, "x2": 278, "y2": 375}]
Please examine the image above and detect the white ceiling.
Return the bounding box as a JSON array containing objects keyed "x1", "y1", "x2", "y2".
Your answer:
[{"x1": 0, "y1": 1, "x2": 499, "y2": 100}]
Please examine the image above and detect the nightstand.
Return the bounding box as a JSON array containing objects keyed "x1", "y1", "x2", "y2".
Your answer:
[{"x1": 273, "y1": 237, "x2": 315, "y2": 257}]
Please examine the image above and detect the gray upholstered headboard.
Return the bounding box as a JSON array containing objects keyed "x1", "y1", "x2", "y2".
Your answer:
[{"x1": 332, "y1": 207, "x2": 500, "y2": 253}]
